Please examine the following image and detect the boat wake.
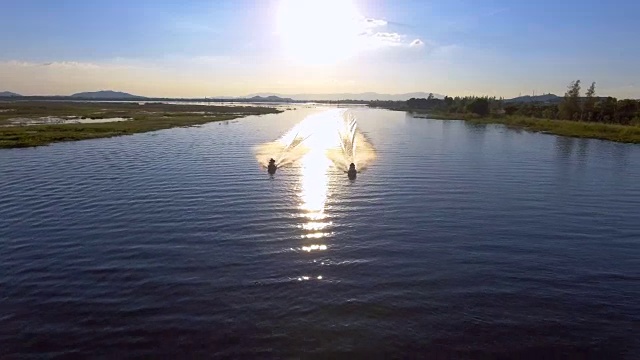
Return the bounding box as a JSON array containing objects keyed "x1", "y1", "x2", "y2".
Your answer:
[
  {"x1": 255, "y1": 109, "x2": 376, "y2": 173},
  {"x1": 326, "y1": 110, "x2": 376, "y2": 172},
  {"x1": 254, "y1": 117, "x2": 315, "y2": 170}
]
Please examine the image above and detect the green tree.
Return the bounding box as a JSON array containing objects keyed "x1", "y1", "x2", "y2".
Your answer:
[
  {"x1": 559, "y1": 80, "x2": 581, "y2": 120},
  {"x1": 542, "y1": 106, "x2": 558, "y2": 119},
  {"x1": 489, "y1": 96, "x2": 503, "y2": 113},
  {"x1": 467, "y1": 98, "x2": 490, "y2": 116},
  {"x1": 615, "y1": 99, "x2": 638, "y2": 125},
  {"x1": 595, "y1": 97, "x2": 617, "y2": 123},
  {"x1": 584, "y1": 82, "x2": 596, "y2": 121},
  {"x1": 443, "y1": 96, "x2": 453, "y2": 106},
  {"x1": 504, "y1": 105, "x2": 519, "y2": 115}
]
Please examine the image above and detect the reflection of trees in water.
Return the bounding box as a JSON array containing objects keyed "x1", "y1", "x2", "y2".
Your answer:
[
  {"x1": 463, "y1": 121, "x2": 488, "y2": 133},
  {"x1": 464, "y1": 121, "x2": 488, "y2": 152},
  {"x1": 555, "y1": 136, "x2": 575, "y2": 160},
  {"x1": 611, "y1": 143, "x2": 631, "y2": 169},
  {"x1": 554, "y1": 137, "x2": 635, "y2": 180},
  {"x1": 440, "y1": 118, "x2": 453, "y2": 145},
  {"x1": 555, "y1": 136, "x2": 630, "y2": 167},
  {"x1": 577, "y1": 138, "x2": 590, "y2": 163}
]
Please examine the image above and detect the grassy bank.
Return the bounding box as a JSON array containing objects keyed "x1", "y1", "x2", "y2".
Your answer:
[
  {"x1": 401, "y1": 109, "x2": 640, "y2": 144},
  {"x1": 469, "y1": 116, "x2": 640, "y2": 143},
  {"x1": 0, "y1": 102, "x2": 281, "y2": 148}
]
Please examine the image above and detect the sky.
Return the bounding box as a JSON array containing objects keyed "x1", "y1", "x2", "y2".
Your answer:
[{"x1": 1, "y1": 0, "x2": 639, "y2": 98}]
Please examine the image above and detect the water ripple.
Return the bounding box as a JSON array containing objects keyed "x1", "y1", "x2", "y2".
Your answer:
[{"x1": 1, "y1": 107, "x2": 639, "y2": 358}]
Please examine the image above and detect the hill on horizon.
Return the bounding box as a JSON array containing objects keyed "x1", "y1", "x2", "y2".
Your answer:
[
  {"x1": 246, "y1": 95, "x2": 294, "y2": 102},
  {"x1": 505, "y1": 94, "x2": 562, "y2": 104},
  {"x1": 70, "y1": 90, "x2": 146, "y2": 99},
  {"x1": 0, "y1": 91, "x2": 22, "y2": 97}
]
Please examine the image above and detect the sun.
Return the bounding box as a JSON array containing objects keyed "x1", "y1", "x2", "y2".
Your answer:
[{"x1": 276, "y1": 0, "x2": 366, "y2": 66}]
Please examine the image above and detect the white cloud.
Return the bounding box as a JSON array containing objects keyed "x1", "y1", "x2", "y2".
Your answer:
[
  {"x1": 410, "y1": 39, "x2": 424, "y2": 47},
  {"x1": 371, "y1": 32, "x2": 404, "y2": 46},
  {"x1": 41, "y1": 61, "x2": 102, "y2": 69},
  {"x1": 276, "y1": 0, "x2": 429, "y2": 63},
  {"x1": 364, "y1": 18, "x2": 387, "y2": 27},
  {"x1": 357, "y1": 18, "x2": 428, "y2": 49}
]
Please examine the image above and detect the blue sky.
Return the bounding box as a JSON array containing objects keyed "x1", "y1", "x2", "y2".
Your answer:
[{"x1": 1, "y1": 0, "x2": 639, "y2": 98}]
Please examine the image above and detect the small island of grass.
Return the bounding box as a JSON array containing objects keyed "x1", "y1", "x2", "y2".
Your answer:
[{"x1": 0, "y1": 102, "x2": 281, "y2": 148}]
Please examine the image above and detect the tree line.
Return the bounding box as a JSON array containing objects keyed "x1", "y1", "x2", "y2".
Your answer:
[
  {"x1": 552, "y1": 80, "x2": 639, "y2": 124},
  {"x1": 390, "y1": 82, "x2": 640, "y2": 125}
]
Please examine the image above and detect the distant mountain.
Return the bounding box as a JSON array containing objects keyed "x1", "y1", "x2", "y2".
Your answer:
[
  {"x1": 0, "y1": 91, "x2": 21, "y2": 97},
  {"x1": 70, "y1": 90, "x2": 146, "y2": 99},
  {"x1": 245, "y1": 92, "x2": 444, "y2": 102},
  {"x1": 246, "y1": 95, "x2": 294, "y2": 102},
  {"x1": 505, "y1": 94, "x2": 562, "y2": 104}
]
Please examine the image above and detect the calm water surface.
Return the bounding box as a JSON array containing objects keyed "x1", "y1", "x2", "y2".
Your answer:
[{"x1": 1, "y1": 107, "x2": 639, "y2": 358}]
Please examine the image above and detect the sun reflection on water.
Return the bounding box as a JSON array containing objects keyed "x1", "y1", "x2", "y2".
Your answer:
[
  {"x1": 298, "y1": 149, "x2": 332, "y2": 235},
  {"x1": 296, "y1": 110, "x2": 343, "y2": 237},
  {"x1": 302, "y1": 244, "x2": 328, "y2": 252},
  {"x1": 254, "y1": 109, "x2": 377, "y2": 283},
  {"x1": 294, "y1": 111, "x2": 345, "y2": 282}
]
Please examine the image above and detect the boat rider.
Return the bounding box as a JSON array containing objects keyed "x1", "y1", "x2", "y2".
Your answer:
[
  {"x1": 268, "y1": 158, "x2": 277, "y2": 174},
  {"x1": 347, "y1": 163, "x2": 357, "y2": 179}
]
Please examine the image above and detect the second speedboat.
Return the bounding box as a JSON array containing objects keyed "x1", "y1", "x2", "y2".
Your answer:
[
  {"x1": 347, "y1": 163, "x2": 357, "y2": 180},
  {"x1": 267, "y1": 158, "x2": 277, "y2": 175}
]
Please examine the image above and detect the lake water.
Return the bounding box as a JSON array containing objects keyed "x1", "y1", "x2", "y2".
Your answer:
[{"x1": 1, "y1": 107, "x2": 639, "y2": 358}]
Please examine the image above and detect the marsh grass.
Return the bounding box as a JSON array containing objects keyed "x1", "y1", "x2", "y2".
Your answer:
[
  {"x1": 472, "y1": 116, "x2": 640, "y2": 143},
  {"x1": 0, "y1": 102, "x2": 280, "y2": 148},
  {"x1": 409, "y1": 112, "x2": 640, "y2": 144}
]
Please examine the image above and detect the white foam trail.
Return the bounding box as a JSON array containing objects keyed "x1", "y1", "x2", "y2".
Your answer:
[
  {"x1": 352, "y1": 135, "x2": 357, "y2": 160},
  {"x1": 255, "y1": 132, "x2": 310, "y2": 169},
  {"x1": 255, "y1": 109, "x2": 375, "y2": 172},
  {"x1": 255, "y1": 109, "x2": 345, "y2": 169},
  {"x1": 326, "y1": 110, "x2": 376, "y2": 172}
]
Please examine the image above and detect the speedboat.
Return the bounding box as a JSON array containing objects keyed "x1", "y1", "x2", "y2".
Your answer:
[
  {"x1": 347, "y1": 163, "x2": 357, "y2": 180},
  {"x1": 267, "y1": 159, "x2": 277, "y2": 175}
]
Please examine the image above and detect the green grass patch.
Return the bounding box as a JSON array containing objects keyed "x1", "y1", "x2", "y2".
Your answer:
[
  {"x1": 469, "y1": 116, "x2": 640, "y2": 144},
  {"x1": 0, "y1": 101, "x2": 280, "y2": 148},
  {"x1": 402, "y1": 110, "x2": 640, "y2": 144}
]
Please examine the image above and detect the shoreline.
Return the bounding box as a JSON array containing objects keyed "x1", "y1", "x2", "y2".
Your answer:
[
  {"x1": 383, "y1": 108, "x2": 640, "y2": 144},
  {"x1": 0, "y1": 102, "x2": 281, "y2": 148}
]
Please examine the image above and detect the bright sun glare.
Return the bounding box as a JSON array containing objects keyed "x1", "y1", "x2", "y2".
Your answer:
[{"x1": 276, "y1": 0, "x2": 366, "y2": 65}]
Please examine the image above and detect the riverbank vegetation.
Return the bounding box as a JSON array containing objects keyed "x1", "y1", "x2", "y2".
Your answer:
[
  {"x1": 472, "y1": 116, "x2": 640, "y2": 143},
  {"x1": 375, "y1": 81, "x2": 640, "y2": 143},
  {"x1": 0, "y1": 102, "x2": 280, "y2": 148}
]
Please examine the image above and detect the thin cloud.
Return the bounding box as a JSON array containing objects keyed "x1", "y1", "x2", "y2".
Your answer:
[
  {"x1": 410, "y1": 39, "x2": 424, "y2": 47},
  {"x1": 357, "y1": 17, "x2": 422, "y2": 49},
  {"x1": 373, "y1": 32, "x2": 403, "y2": 42},
  {"x1": 41, "y1": 61, "x2": 101, "y2": 69},
  {"x1": 3, "y1": 60, "x2": 35, "y2": 67},
  {"x1": 364, "y1": 18, "x2": 387, "y2": 27},
  {"x1": 0, "y1": 60, "x2": 103, "y2": 69},
  {"x1": 384, "y1": 20, "x2": 413, "y2": 28}
]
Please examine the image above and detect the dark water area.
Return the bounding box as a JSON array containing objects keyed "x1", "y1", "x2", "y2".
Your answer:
[{"x1": 1, "y1": 107, "x2": 639, "y2": 358}]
